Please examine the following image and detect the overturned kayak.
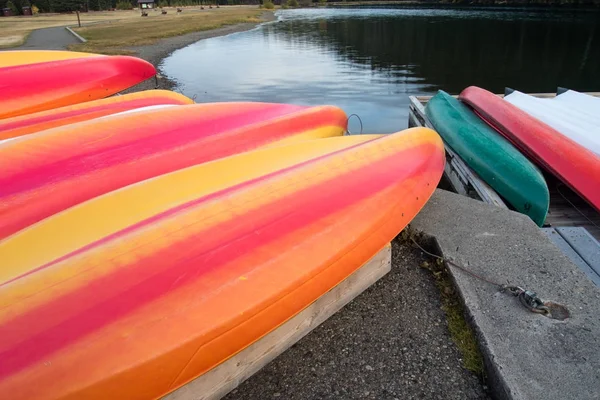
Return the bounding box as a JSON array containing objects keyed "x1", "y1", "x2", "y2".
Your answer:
[
  {"x1": 0, "y1": 50, "x2": 97, "y2": 68},
  {"x1": 0, "y1": 128, "x2": 445, "y2": 400},
  {"x1": 553, "y1": 89, "x2": 600, "y2": 117},
  {"x1": 504, "y1": 90, "x2": 600, "y2": 156},
  {"x1": 460, "y1": 86, "x2": 600, "y2": 212},
  {"x1": 426, "y1": 90, "x2": 549, "y2": 226},
  {"x1": 0, "y1": 56, "x2": 156, "y2": 119},
  {"x1": 0, "y1": 103, "x2": 347, "y2": 240},
  {"x1": 0, "y1": 90, "x2": 193, "y2": 140}
]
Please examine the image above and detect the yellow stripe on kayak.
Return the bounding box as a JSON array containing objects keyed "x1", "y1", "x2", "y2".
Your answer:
[
  {"x1": 0, "y1": 51, "x2": 99, "y2": 68},
  {"x1": 0, "y1": 134, "x2": 382, "y2": 287}
]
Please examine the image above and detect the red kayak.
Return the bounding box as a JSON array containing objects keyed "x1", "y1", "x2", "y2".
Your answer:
[
  {"x1": 459, "y1": 86, "x2": 600, "y2": 212},
  {"x1": 0, "y1": 56, "x2": 156, "y2": 119}
]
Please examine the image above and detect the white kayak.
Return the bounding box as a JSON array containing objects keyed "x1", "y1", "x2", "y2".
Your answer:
[
  {"x1": 553, "y1": 90, "x2": 600, "y2": 119},
  {"x1": 504, "y1": 90, "x2": 600, "y2": 156}
]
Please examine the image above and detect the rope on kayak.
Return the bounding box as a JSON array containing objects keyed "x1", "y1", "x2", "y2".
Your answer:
[
  {"x1": 346, "y1": 114, "x2": 363, "y2": 135},
  {"x1": 410, "y1": 237, "x2": 567, "y2": 318},
  {"x1": 556, "y1": 183, "x2": 599, "y2": 230}
]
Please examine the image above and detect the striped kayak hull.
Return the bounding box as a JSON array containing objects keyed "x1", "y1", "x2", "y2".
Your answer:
[
  {"x1": 0, "y1": 50, "x2": 98, "y2": 68},
  {"x1": 0, "y1": 128, "x2": 445, "y2": 400},
  {"x1": 426, "y1": 90, "x2": 549, "y2": 226},
  {"x1": 460, "y1": 86, "x2": 600, "y2": 212},
  {"x1": 0, "y1": 103, "x2": 347, "y2": 240},
  {"x1": 0, "y1": 90, "x2": 193, "y2": 140},
  {"x1": 0, "y1": 56, "x2": 156, "y2": 119}
]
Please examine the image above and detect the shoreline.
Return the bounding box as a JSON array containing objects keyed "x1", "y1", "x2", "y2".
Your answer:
[{"x1": 123, "y1": 11, "x2": 276, "y2": 95}]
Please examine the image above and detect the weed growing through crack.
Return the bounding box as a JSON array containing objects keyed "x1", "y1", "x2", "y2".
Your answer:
[{"x1": 400, "y1": 228, "x2": 485, "y2": 375}]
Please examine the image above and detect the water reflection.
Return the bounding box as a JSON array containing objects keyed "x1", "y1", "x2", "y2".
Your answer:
[{"x1": 162, "y1": 8, "x2": 599, "y2": 133}]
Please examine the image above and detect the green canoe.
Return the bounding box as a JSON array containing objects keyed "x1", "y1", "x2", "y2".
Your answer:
[{"x1": 425, "y1": 90, "x2": 549, "y2": 226}]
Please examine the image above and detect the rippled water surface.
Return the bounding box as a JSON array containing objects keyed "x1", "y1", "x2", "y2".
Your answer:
[{"x1": 162, "y1": 8, "x2": 600, "y2": 133}]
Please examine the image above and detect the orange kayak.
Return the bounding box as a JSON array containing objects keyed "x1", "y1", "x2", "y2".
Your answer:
[
  {"x1": 0, "y1": 129, "x2": 444, "y2": 400},
  {"x1": 0, "y1": 102, "x2": 347, "y2": 240},
  {"x1": 0, "y1": 56, "x2": 156, "y2": 119},
  {"x1": 0, "y1": 90, "x2": 193, "y2": 140}
]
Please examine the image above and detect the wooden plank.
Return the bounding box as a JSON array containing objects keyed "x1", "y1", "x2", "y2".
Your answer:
[
  {"x1": 555, "y1": 227, "x2": 600, "y2": 279},
  {"x1": 541, "y1": 228, "x2": 600, "y2": 287},
  {"x1": 408, "y1": 96, "x2": 507, "y2": 209},
  {"x1": 163, "y1": 244, "x2": 392, "y2": 400},
  {"x1": 545, "y1": 182, "x2": 600, "y2": 241}
]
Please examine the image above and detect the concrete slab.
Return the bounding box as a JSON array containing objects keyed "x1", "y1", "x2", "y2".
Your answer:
[{"x1": 410, "y1": 189, "x2": 600, "y2": 400}]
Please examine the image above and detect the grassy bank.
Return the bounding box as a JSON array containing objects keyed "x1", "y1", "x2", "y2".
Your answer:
[
  {"x1": 69, "y1": 7, "x2": 263, "y2": 55},
  {"x1": 0, "y1": 10, "x2": 145, "y2": 48}
]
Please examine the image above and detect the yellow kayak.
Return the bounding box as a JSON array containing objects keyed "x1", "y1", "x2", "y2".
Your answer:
[{"x1": 0, "y1": 50, "x2": 98, "y2": 68}]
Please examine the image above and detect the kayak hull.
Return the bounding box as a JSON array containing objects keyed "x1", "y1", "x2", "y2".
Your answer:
[
  {"x1": 426, "y1": 90, "x2": 549, "y2": 226},
  {"x1": 0, "y1": 103, "x2": 348, "y2": 240},
  {"x1": 0, "y1": 129, "x2": 445, "y2": 400},
  {"x1": 0, "y1": 50, "x2": 98, "y2": 68},
  {"x1": 459, "y1": 86, "x2": 600, "y2": 212},
  {"x1": 504, "y1": 90, "x2": 600, "y2": 156},
  {"x1": 0, "y1": 90, "x2": 193, "y2": 140},
  {"x1": 553, "y1": 90, "x2": 600, "y2": 118},
  {"x1": 0, "y1": 56, "x2": 156, "y2": 119}
]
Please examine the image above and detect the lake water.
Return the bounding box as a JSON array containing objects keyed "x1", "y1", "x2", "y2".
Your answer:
[{"x1": 161, "y1": 7, "x2": 600, "y2": 133}]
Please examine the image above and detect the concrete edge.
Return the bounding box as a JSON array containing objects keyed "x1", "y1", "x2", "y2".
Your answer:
[
  {"x1": 408, "y1": 189, "x2": 600, "y2": 400},
  {"x1": 65, "y1": 26, "x2": 87, "y2": 43},
  {"x1": 414, "y1": 232, "x2": 512, "y2": 400}
]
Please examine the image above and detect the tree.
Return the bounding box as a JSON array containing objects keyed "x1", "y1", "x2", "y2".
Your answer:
[
  {"x1": 51, "y1": 0, "x2": 83, "y2": 11},
  {"x1": 6, "y1": 0, "x2": 19, "y2": 13},
  {"x1": 7, "y1": 0, "x2": 30, "y2": 14}
]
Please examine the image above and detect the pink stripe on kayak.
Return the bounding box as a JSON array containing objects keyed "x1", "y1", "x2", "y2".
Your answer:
[{"x1": 0, "y1": 104, "x2": 303, "y2": 197}]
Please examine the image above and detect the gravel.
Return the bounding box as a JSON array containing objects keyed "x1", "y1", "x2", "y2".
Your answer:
[{"x1": 224, "y1": 239, "x2": 489, "y2": 400}]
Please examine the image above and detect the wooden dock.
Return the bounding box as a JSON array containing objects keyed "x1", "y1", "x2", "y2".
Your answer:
[{"x1": 408, "y1": 93, "x2": 600, "y2": 282}]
